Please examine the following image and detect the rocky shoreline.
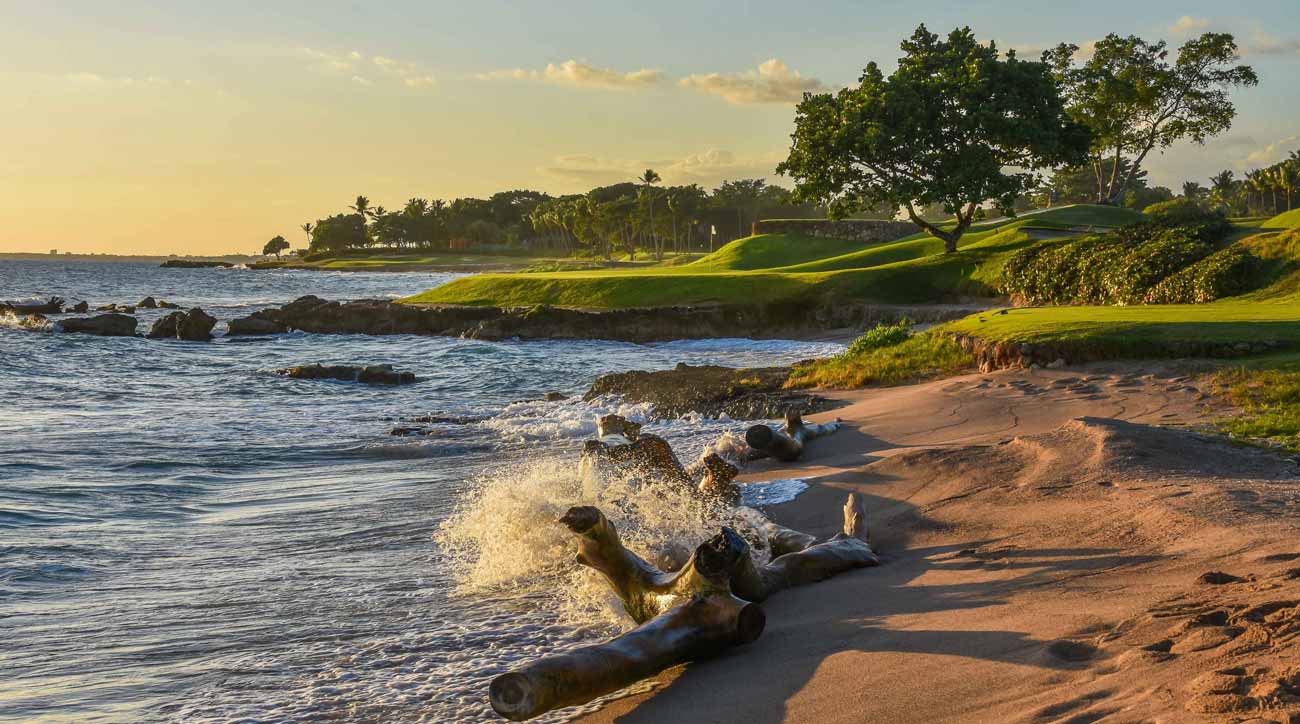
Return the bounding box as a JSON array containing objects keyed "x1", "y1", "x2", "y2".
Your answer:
[
  {"x1": 225, "y1": 295, "x2": 986, "y2": 343},
  {"x1": 584, "y1": 363, "x2": 835, "y2": 420}
]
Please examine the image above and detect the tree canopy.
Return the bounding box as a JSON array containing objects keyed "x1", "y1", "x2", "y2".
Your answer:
[
  {"x1": 778, "y1": 25, "x2": 1091, "y2": 252},
  {"x1": 261, "y1": 235, "x2": 290, "y2": 258},
  {"x1": 1044, "y1": 32, "x2": 1257, "y2": 205}
]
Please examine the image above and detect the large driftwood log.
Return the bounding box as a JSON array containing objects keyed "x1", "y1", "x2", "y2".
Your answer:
[
  {"x1": 688, "y1": 453, "x2": 741, "y2": 506},
  {"x1": 745, "y1": 411, "x2": 841, "y2": 462},
  {"x1": 489, "y1": 593, "x2": 764, "y2": 721},
  {"x1": 2, "y1": 296, "x2": 64, "y2": 315},
  {"x1": 560, "y1": 506, "x2": 742, "y2": 623}
]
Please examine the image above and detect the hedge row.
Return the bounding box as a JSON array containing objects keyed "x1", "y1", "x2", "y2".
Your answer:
[{"x1": 999, "y1": 211, "x2": 1248, "y2": 305}]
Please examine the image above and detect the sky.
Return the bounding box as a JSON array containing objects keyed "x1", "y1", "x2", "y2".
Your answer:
[{"x1": 2, "y1": 0, "x2": 1298, "y2": 255}]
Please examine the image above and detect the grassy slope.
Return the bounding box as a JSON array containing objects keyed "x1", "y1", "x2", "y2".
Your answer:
[
  {"x1": 405, "y1": 205, "x2": 1136, "y2": 308},
  {"x1": 1265, "y1": 208, "x2": 1300, "y2": 230},
  {"x1": 944, "y1": 227, "x2": 1300, "y2": 353}
]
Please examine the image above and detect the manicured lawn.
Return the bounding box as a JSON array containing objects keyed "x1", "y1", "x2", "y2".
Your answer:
[{"x1": 1265, "y1": 208, "x2": 1300, "y2": 230}]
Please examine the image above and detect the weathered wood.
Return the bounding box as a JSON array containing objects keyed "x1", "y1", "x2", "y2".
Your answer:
[
  {"x1": 690, "y1": 453, "x2": 741, "y2": 506},
  {"x1": 718, "y1": 493, "x2": 878, "y2": 603},
  {"x1": 560, "y1": 506, "x2": 742, "y2": 623},
  {"x1": 2, "y1": 296, "x2": 64, "y2": 315},
  {"x1": 744, "y1": 411, "x2": 841, "y2": 462},
  {"x1": 578, "y1": 433, "x2": 695, "y2": 499},
  {"x1": 489, "y1": 593, "x2": 764, "y2": 721}
]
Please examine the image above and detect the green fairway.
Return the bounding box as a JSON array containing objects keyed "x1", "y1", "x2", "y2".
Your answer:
[
  {"x1": 404, "y1": 205, "x2": 1135, "y2": 308},
  {"x1": 1265, "y1": 208, "x2": 1300, "y2": 229}
]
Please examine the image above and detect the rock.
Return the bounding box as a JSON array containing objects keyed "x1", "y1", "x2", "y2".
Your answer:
[
  {"x1": 95, "y1": 304, "x2": 136, "y2": 314},
  {"x1": 1197, "y1": 571, "x2": 1245, "y2": 585},
  {"x1": 404, "y1": 414, "x2": 484, "y2": 425},
  {"x1": 391, "y1": 426, "x2": 435, "y2": 436},
  {"x1": 277, "y1": 363, "x2": 420, "y2": 386},
  {"x1": 137, "y1": 296, "x2": 158, "y2": 309},
  {"x1": 544, "y1": 392, "x2": 568, "y2": 402},
  {"x1": 147, "y1": 308, "x2": 217, "y2": 341},
  {"x1": 1, "y1": 296, "x2": 64, "y2": 314},
  {"x1": 157, "y1": 300, "x2": 181, "y2": 309},
  {"x1": 58, "y1": 314, "x2": 138, "y2": 336},
  {"x1": 160, "y1": 260, "x2": 233, "y2": 268},
  {"x1": 225, "y1": 316, "x2": 287, "y2": 335},
  {"x1": 70, "y1": 301, "x2": 88, "y2": 313},
  {"x1": 584, "y1": 363, "x2": 837, "y2": 420},
  {"x1": 223, "y1": 295, "x2": 980, "y2": 343}
]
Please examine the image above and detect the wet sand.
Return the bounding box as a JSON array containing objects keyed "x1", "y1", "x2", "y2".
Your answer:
[{"x1": 577, "y1": 364, "x2": 1300, "y2": 723}]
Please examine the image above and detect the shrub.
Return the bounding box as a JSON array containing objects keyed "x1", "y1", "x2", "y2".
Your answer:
[
  {"x1": 1101, "y1": 227, "x2": 1211, "y2": 304},
  {"x1": 841, "y1": 321, "x2": 912, "y2": 357},
  {"x1": 788, "y1": 332, "x2": 971, "y2": 388},
  {"x1": 1146, "y1": 245, "x2": 1261, "y2": 303},
  {"x1": 1144, "y1": 198, "x2": 1232, "y2": 241}
]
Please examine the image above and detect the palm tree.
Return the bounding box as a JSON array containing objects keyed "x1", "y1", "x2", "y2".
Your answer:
[
  {"x1": 1209, "y1": 170, "x2": 1235, "y2": 213},
  {"x1": 1246, "y1": 170, "x2": 1268, "y2": 215},
  {"x1": 1181, "y1": 181, "x2": 1205, "y2": 200},
  {"x1": 1279, "y1": 162, "x2": 1299, "y2": 212},
  {"x1": 637, "y1": 169, "x2": 662, "y2": 260},
  {"x1": 350, "y1": 195, "x2": 372, "y2": 218},
  {"x1": 300, "y1": 222, "x2": 313, "y2": 249}
]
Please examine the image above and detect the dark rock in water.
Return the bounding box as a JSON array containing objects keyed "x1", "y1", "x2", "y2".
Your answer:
[
  {"x1": 137, "y1": 296, "x2": 158, "y2": 309},
  {"x1": 2, "y1": 296, "x2": 65, "y2": 314},
  {"x1": 147, "y1": 308, "x2": 217, "y2": 341},
  {"x1": 59, "y1": 314, "x2": 138, "y2": 337},
  {"x1": 225, "y1": 295, "x2": 979, "y2": 343},
  {"x1": 96, "y1": 303, "x2": 136, "y2": 314},
  {"x1": 584, "y1": 363, "x2": 837, "y2": 420},
  {"x1": 157, "y1": 300, "x2": 181, "y2": 309},
  {"x1": 544, "y1": 392, "x2": 568, "y2": 402},
  {"x1": 277, "y1": 363, "x2": 420, "y2": 386},
  {"x1": 70, "y1": 301, "x2": 89, "y2": 313},
  {"x1": 226, "y1": 316, "x2": 287, "y2": 336},
  {"x1": 391, "y1": 426, "x2": 436, "y2": 436},
  {"x1": 405, "y1": 414, "x2": 484, "y2": 424},
  {"x1": 160, "y1": 260, "x2": 233, "y2": 268}
]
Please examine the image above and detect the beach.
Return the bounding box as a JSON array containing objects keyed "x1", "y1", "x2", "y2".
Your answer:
[{"x1": 578, "y1": 365, "x2": 1300, "y2": 723}]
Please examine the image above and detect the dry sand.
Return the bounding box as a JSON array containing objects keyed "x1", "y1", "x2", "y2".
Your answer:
[{"x1": 576, "y1": 363, "x2": 1300, "y2": 724}]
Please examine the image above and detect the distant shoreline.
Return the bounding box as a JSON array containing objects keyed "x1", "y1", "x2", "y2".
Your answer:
[{"x1": 0, "y1": 253, "x2": 259, "y2": 264}]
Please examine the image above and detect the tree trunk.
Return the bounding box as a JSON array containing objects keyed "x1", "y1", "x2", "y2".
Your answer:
[
  {"x1": 489, "y1": 593, "x2": 764, "y2": 721},
  {"x1": 745, "y1": 412, "x2": 841, "y2": 462}
]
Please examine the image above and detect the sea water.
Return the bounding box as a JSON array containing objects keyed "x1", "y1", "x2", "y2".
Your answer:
[{"x1": 0, "y1": 260, "x2": 843, "y2": 723}]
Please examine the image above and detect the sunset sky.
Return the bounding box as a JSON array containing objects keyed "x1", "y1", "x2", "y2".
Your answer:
[{"x1": 3, "y1": 0, "x2": 1298, "y2": 254}]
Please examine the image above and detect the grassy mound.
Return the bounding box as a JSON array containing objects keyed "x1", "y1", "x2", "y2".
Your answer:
[
  {"x1": 405, "y1": 205, "x2": 1142, "y2": 308},
  {"x1": 1265, "y1": 208, "x2": 1300, "y2": 229},
  {"x1": 787, "y1": 330, "x2": 973, "y2": 388}
]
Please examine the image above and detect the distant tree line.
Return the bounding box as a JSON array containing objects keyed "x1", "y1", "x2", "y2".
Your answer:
[{"x1": 285, "y1": 179, "x2": 895, "y2": 260}]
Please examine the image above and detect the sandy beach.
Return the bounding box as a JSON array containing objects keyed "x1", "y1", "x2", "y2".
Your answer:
[{"x1": 578, "y1": 364, "x2": 1300, "y2": 723}]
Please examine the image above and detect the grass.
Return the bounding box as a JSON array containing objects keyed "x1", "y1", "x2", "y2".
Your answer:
[
  {"x1": 1265, "y1": 207, "x2": 1300, "y2": 230},
  {"x1": 404, "y1": 205, "x2": 1137, "y2": 308},
  {"x1": 252, "y1": 252, "x2": 549, "y2": 272},
  {"x1": 1210, "y1": 367, "x2": 1300, "y2": 449},
  {"x1": 786, "y1": 331, "x2": 973, "y2": 388}
]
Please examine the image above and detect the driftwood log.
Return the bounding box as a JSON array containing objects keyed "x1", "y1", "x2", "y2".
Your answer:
[
  {"x1": 489, "y1": 593, "x2": 764, "y2": 721},
  {"x1": 745, "y1": 411, "x2": 841, "y2": 462}
]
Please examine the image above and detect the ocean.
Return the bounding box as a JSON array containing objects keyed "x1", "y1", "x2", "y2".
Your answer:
[{"x1": 0, "y1": 259, "x2": 844, "y2": 723}]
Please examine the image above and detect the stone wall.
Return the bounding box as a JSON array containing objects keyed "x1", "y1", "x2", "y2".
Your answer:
[{"x1": 752, "y1": 219, "x2": 917, "y2": 244}]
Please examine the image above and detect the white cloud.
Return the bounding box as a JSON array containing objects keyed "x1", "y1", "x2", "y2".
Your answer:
[
  {"x1": 1245, "y1": 31, "x2": 1300, "y2": 56},
  {"x1": 1170, "y1": 16, "x2": 1211, "y2": 35},
  {"x1": 678, "y1": 58, "x2": 826, "y2": 104},
  {"x1": 540, "y1": 148, "x2": 782, "y2": 187},
  {"x1": 299, "y1": 48, "x2": 435, "y2": 89},
  {"x1": 65, "y1": 72, "x2": 167, "y2": 86},
  {"x1": 1244, "y1": 135, "x2": 1300, "y2": 165},
  {"x1": 477, "y1": 59, "x2": 662, "y2": 89}
]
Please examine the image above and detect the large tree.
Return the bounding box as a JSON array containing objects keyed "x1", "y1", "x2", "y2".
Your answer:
[
  {"x1": 779, "y1": 25, "x2": 1091, "y2": 252},
  {"x1": 1044, "y1": 32, "x2": 1257, "y2": 206},
  {"x1": 262, "y1": 235, "x2": 290, "y2": 259}
]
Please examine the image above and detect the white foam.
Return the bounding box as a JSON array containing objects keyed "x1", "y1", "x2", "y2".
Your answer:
[{"x1": 741, "y1": 478, "x2": 809, "y2": 506}]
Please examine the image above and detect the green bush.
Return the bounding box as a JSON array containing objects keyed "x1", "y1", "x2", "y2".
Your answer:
[
  {"x1": 1144, "y1": 199, "x2": 1232, "y2": 241},
  {"x1": 1146, "y1": 245, "x2": 1261, "y2": 303},
  {"x1": 842, "y1": 321, "x2": 912, "y2": 357},
  {"x1": 1101, "y1": 227, "x2": 1210, "y2": 304}
]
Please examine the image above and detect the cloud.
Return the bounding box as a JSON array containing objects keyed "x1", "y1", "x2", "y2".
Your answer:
[
  {"x1": 299, "y1": 48, "x2": 435, "y2": 88},
  {"x1": 1170, "y1": 16, "x2": 1211, "y2": 35},
  {"x1": 477, "y1": 59, "x2": 662, "y2": 89},
  {"x1": 540, "y1": 148, "x2": 782, "y2": 187},
  {"x1": 65, "y1": 72, "x2": 167, "y2": 86},
  {"x1": 1244, "y1": 135, "x2": 1300, "y2": 165},
  {"x1": 1245, "y1": 31, "x2": 1300, "y2": 56},
  {"x1": 678, "y1": 58, "x2": 827, "y2": 104},
  {"x1": 1007, "y1": 39, "x2": 1098, "y2": 62}
]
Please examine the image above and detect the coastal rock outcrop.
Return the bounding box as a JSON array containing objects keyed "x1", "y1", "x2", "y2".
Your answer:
[
  {"x1": 160, "y1": 260, "x2": 233, "y2": 268},
  {"x1": 58, "y1": 314, "x2": 138, "y2": 337},
  {"x1": 276, "y1": 363, "x2": 420, "y2": 386},
  {"x1": 1, "y1": 296, "x2": 65, "y2": 314},
  {"x1": 147, "y1": 308, "x2": 217, "y2": 341},
  {"x1": 96, "y1": 303, "x2": 136, "y2": 314},
  {"x1": 226, "y1": 295, "x2": 980, "y2": 343},
  {"x1": 584, "y1": 363, "x2": 836, "y2": 420},
  {"x1": 138, "y1": 297, "x2": 158, "y2": 309}
]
